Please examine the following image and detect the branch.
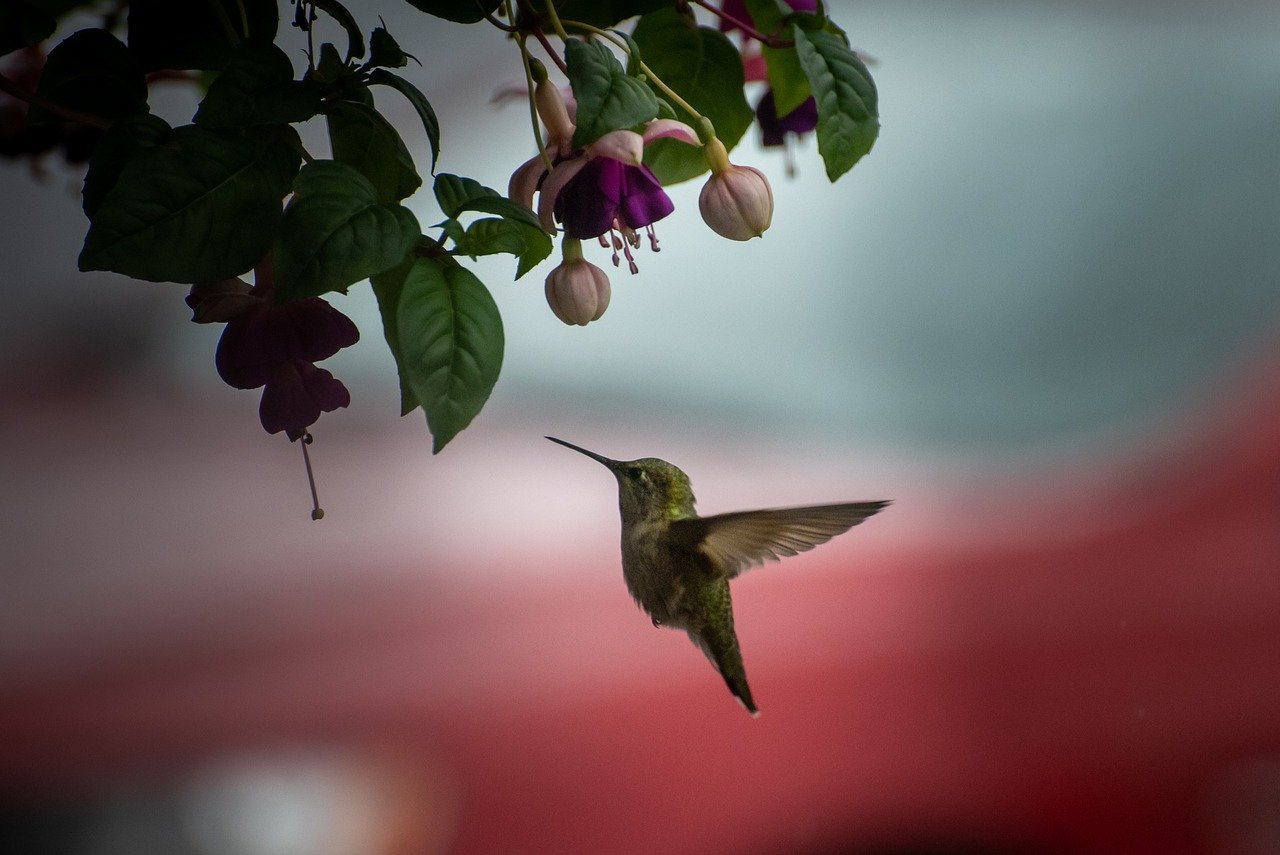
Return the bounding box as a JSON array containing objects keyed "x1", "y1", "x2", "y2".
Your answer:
[{"x1": 0, "y1": 71, "x2": 111, "y2": 130}]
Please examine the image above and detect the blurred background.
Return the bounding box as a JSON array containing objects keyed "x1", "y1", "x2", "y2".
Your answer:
[{"x1": 3, "y1": 1, "x2": 1280, "y2": 852}]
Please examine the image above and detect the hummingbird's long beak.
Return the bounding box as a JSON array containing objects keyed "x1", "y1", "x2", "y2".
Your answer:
[{"x1": 546, "y1": 436, "x2": 618, "y2": 469}]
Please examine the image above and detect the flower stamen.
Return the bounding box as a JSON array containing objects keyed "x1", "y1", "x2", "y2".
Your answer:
[{"x1": 298, "y1": 431, "x2": 325, "y2": 521}]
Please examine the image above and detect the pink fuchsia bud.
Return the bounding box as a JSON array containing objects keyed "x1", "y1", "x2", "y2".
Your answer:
[
  {"x1": 545, "y1": 243, "x2": 611, "y2": 326},
  {"x1": 534, "y1": 73, "x2": 574, "y2": 152},
  {"x1": 698, "y1": 138, "x2": 774, "y2": 240}
]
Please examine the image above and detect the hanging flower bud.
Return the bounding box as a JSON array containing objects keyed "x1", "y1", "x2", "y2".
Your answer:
[
  {"x1": 544, "y1": 239, "x2": 611, "y2": 326},
  {"x1": 698, "y1": 137, "x2": 774, "y2": 240}
]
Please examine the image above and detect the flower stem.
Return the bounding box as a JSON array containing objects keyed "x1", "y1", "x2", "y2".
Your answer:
[
  {"x1": 542, "y1": 0, "x2": 570, "y2": 40},
  {"x1": 299, "y1": 432, "x2": 324, "y2": 521},
  {"x1": 516, "y1": 36, "x2": 555, "y2": 174},
  {"x1": 561, "y1": 236, "x2": 584, "y2": 262}
]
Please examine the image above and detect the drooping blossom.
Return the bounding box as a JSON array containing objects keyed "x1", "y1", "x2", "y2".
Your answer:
[
  {"x1": 718, "y1": 0, "x2": 821, "y2": 154},
  {"x1": 188, "y1": 264, "x2": 359, "y2": 440},
  {"x1": 508, "y1": 71, "x2": 698, "y2": 273},
  {"x1": 214, "y1": 295, "x2": 359, "y2": 439}
]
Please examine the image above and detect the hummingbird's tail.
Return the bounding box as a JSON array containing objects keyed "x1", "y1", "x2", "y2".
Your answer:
[{"x1": 693, "y1": 625, "x2": 759, "y2": 717}]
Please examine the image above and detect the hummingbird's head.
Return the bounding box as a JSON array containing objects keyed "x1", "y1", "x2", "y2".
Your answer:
[{"x1": 547, "y1": 437, "x2": 696, "y2": 520}]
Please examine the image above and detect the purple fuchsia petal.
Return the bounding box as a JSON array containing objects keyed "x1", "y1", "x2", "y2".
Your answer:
[
  {"x1": 616, "y1": 163, "x2": 674, "y2": 230},
  {"x1": 287, "y1": 298, "x2": 360, "y2": 363},
  {"x1": 258, "y1": 360, "x2": 351, "y2": 438},
  {"x1": 216, "y1": 304, "x2": 284, "y2": 390},
  {"x1": 538, "y1": 154, "x2": 590, "y2": 233},
  {"x1": 555, "y1": 157, "x2": 623, "y2": 239},
  {"x1": 756, "y1": 90, "x2": 819, "y2": 147}
]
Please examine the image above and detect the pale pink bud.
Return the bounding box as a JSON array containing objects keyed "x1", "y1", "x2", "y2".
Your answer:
[
  {"x1": 534, "y1": 77, "x2": 575, "y2": 147},
  {"x1": 699, "y1": 162, "x2": 774, "y2": 240},
  {"x1": 545, "y1": 258, "x2": 611, "y2": 326}
]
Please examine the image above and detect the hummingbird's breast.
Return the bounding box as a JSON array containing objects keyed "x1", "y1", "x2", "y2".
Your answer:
[{"x1": 619, "y1": 519, "x2": 687, "y2": 628}]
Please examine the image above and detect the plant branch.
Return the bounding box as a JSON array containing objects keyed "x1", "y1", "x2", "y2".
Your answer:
[
  {"x1": 0, "y1": 72, "x2": 111, "y2": 130},
  {"x1": 689, "y1": 0, "x2": 794, "y2": 49}
]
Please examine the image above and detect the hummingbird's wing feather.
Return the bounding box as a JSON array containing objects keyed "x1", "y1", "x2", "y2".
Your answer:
[{"x1": 672, "y1": 501, "x2": 889, "y2": 580}]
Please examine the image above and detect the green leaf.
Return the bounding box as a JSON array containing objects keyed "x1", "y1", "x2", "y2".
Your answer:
[
  {"x1": 79, "y1": 125, "x2": 301, "y2": 283},
  {"x1": 367, "y1": 26, "x2": 416, "y2": 69},
  {"x1": 793, "y1": 25, "x2": 879, "y2": 181},
  {"x1": 312, "y1": 0, "x2": 365, "y2": 61},
  {"x1": 127, "y1": 0, "x2": 279, "y2": 71},
  {"x1": 312, "y1": 42, "x2": 351, "y2": 84},
  {"x1": 433, "y1": 175, "x2": 548, "y2": 275},
  {"x1": 81, "y1": 113, "x2": 171, "y2": 218},
  {"x1": 742, "y1": 0, "x2": 787, "y2": 34},
  {"x1": 633, "y1": 9, "x2": 752, "y2": 185},
  {"x1": 274, "y1": 160, "x2": 421, "y2": 301},
  {"x1": 433, "y1": 173, "x2": 497, "y2": 219},
  {"x1": 194, "y1": 41, "x2": 322, "y2": 128},
  {"x1": 377, "y1": 256, "x2": 504, "y2": 452},
  {"x1": 370, "y1": 257, "x2": 419, "y2": 415},
  {"x1": 565, "y1": 39, "x2": 659, "y2": 150},
  {"x1": 326, "y1": 100, "x2": 422, "y2": 202},
  {"x1": 30, "y1": 29, "x2": 147, "y2": 124},
  {"x1": 761, "y1": 44, "x2": 811, "y2": 117},
  {"x1": 400, "y1": 0, "x2": 501, "y2": 24},
  {"x1": 367, "y1": 69, "x2": 439, "y2": 173},
  {"x1": 433, "y1": 173, "x2": 544, "y2": 231},
  {"x1": 452, "y1": 217, "x2": 552, "y2": 279}
]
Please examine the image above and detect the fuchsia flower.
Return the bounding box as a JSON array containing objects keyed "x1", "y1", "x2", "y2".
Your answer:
[
  {"x1": 719, "y1": 0, "x2": 820, "y2": 149},
  {"x1": 508, "y1": 75, "x2": 699, "y2": 273},
  {"x1": 188, "y1": 270, "x2": 359, "y2": 440}
]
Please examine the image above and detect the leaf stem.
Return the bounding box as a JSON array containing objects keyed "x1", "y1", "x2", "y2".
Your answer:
[{"x1": 0, "y1": 71, "x2": 111, "y2": 129}]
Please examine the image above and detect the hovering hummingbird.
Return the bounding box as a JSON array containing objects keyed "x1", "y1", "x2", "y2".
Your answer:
[{"x1": 547, "y1": 437, "x2": 889, "y2": 716}]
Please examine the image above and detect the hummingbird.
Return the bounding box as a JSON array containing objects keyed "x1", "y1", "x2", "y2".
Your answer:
[{"x1": 547, "y1": 437, "x2": 889, "y2": 716}]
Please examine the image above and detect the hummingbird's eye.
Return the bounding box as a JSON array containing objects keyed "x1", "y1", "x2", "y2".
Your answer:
[{"x1": 626, "y1": 466, "x2": 644, "y2": 481}]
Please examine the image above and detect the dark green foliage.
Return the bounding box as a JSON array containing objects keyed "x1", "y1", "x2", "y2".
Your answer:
[
  {"x1": 79, "y1": 125, "x2": 301, "y2": 283},
  {"x1": 371, "y1": 256, "x2": 504, "y2": 451},
  {"x1": 793, "y1": 25, "x2": 879, "y2": 180},
  {"x1": 194, "y1": 41, "x2": 322, "y2": 128},
  {"x1": 326, "y1": 100, "x2": 422, "y2": 202},
  {"x1": 565, "y1": 39, "x2": 659, "y2": 149},
  {"x1": 274, "y1": 160, "x2": 421, "y2": 301},
  {"x1": 30, "y1": 29, "x2": 147, "y2": 124}
]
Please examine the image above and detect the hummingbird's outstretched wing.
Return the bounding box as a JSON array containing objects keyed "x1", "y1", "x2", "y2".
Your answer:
[{"x1": 672, "y1": 501, "x2": 889, "y2": 580}]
